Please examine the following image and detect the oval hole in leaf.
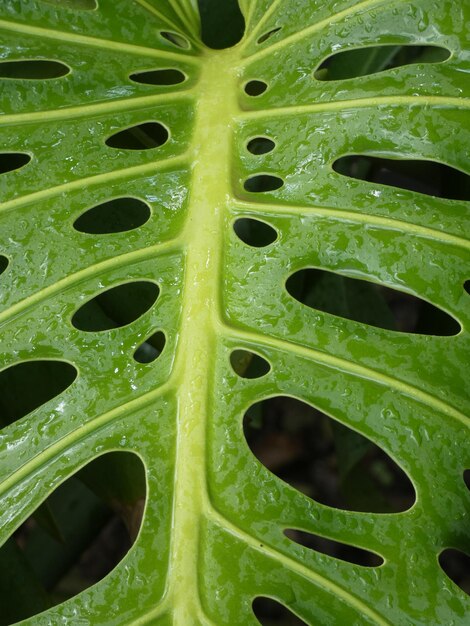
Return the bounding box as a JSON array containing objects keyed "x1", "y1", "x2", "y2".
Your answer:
[
  {"x1": 333, "y1": 155, "x2": 470, "y2": 201},
  {"x1": 0, "y1": 360, "x2": 77, "y2": 430},
  {"x1": 230, "y1": 349, "x2": 271, "y2": 379},
  {"x1": 245, "y1": 80, "x2": 268, "y2": 96},
  {"x1": 72, "y1": 281, "x2": 159, "y2": 332},
  {"x1": 286, "y1": 268, "x2": 461, "y2": 336},
  {"x1": 160, "y1": 31, "x2": 190, "y2": 49},
  {"x1": 129, "y1": 68, "x2": 186, "y2": 86},
  {"x1": 439, "y1": 549, "x2": 470, "y2": 596},
  {"x1": 134, "y1": 331, "x2": 166, "y2": 364},
  {"x1": 247, "y1": 137, "x2": 276, "y2": 155},
  {"x1": 0, "y1": 451, "x2": 145, "y2": 624},
  {"x1": 464, "y1": 281, "x2": 470, "y2": 295},
  {"x1": 73, "y1": 197, "x2": 151, "y2": 234},
  {"x1": 284, "y1": 528, "x2": 383, "y2": 567},
  {"x1": 105, "y1": 122, "x2": 169, "y2": 151},
  {"x1": 244, "y1": 396, "x2": 415, "y2": 513},
  {"x1": 315, "y1": 45, "x2": 450, "y2": 81},
  {"x1": 244, "y1": 174, "x2": 283, "y2": 193},
  {"x1": 257, "y1": 27, "x2": 281, "y2": 45},
  {"x1": 0, "y1": 60, "x2": 70, "y2": 80},
  {"x1": 0, "y1": 152, "x2": 31, "y2": 175},
  {"x1": 253, "y1": 597, "x2": 307, "y2": 625},
  {"x1": 0, "y1": 255, "x2": 8, "y2": 275},
  {"x1": 233, "y1": 217, "x2": 278, "y2": 247}
]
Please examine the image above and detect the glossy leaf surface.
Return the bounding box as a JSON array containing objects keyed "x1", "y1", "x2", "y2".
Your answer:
[{"x1": 0, "y1": 0, "x2": 469, "y2": 624}]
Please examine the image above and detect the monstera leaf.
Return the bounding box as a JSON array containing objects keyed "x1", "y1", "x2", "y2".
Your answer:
[{"x1": 0, "y1": 0, "x2": 469, "y2": 624}]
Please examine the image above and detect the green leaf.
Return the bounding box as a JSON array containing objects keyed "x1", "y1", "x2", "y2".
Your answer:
[{"x1": 0, "y1": 1, "x2": 469, "y2": 624}]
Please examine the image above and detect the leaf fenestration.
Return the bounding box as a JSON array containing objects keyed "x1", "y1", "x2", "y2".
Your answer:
[{"x1": 0, "y1": 1, "x2": 468, "y2": 624}]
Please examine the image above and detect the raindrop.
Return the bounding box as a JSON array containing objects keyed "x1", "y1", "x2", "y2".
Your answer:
[
  {"x1": 72, "y1": 281, "x2": 159, "y2": 332},
  {"x1": 284, "y1": 528, "x2": 383, "y2": 566},
  {"x1": 134, "y1": 331, "x2": 166, "y2": 364},
  {"x1": 286, "y1": 268, "x2": 461, "y2": 336},
  {"x1": 247, "y1": 137, "x2": 276, "y2": 155},
  {"x1": 244, "y1": 396, "x2": 415, "y2": 513},
  {"x1": 105, "y1": 122, "x2": 168, "y2": 150},
  {"x1": 233, "y1": 217, "x2": 277, "y2": 247},
  {"x1": 244, "y1": 174, "x2": 283, "y2": 192},
  {"x1": 244, "y1": 80, "x2": 268, "y2": 96},
  {"x1": 0, "y1": 360, "x2": 77, "y2": 429},
  {"x1": 160, "y1": 31, "x2": 190, "y2": 49},
  {"x1": 230, "y1": 349, "x2": 271, "y2": 379},
  {"x1": 0, "y1": 153, "x2": 31, "y2": 175},
  {"x1": 73, "y1": 197, "x2": 151, "y2": 234},
  {"x1": 0, "y1": 59, "x2": 70, "y2": 79},
  {"x1": 129, "y1": 68, "x2": 186, "y2": 86},
  {"x1": 333, "y1": 155, "x2": 470, "y2": 201}
]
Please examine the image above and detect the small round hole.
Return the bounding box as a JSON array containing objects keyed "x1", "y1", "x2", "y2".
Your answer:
[
  {"x1": 257, "y1": 27, "x2": 281, "y2": 45},
  {"x1": 160, "y1": 31, "x2": 190, "y2": 49},
  {"x1": 230, "y1": 349, "x2": 271, "y2": 379},
  {"x1": 244, "y1": 80, "x2": 268, "y2": 96},
  {"x1": 246, "y1": 137, "x2": 276, "y2": 155},
  {"x1": 244, "y1": 174, "x2": 283, "y2": 193},
  {"x1": 134, "y1": 331, "x2": 166, "y2": 364},
  {"x1": 464, "y1": 280, "x2": 469, "y2": 295},
  {"x1": 233, "y1": 218, "x2": 277, "y2": 247}
]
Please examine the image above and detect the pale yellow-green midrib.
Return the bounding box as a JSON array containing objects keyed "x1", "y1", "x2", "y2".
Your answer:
[{"x1": 165, "y1": 48, "x2": 239, "y2": 625}]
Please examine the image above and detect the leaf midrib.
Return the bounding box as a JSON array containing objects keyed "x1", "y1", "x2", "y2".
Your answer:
[{"x1": 165, "y1": 48, "x2": 239, "y2": 623}]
